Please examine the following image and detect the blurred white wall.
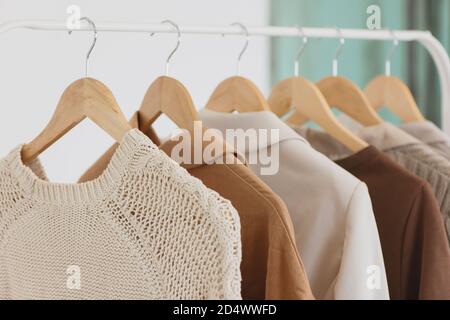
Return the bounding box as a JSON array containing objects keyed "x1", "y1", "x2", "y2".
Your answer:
[{"x1": 0, "y1": 0, "x2": 270, "y2": 181}]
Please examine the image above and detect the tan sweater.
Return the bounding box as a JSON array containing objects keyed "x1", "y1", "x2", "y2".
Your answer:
[{"x1": 0, "y1": 129, "x2": 242, "y2": 299}]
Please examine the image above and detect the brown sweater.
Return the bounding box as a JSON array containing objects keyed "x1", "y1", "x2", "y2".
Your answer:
[
  {"x1": 336, "y1": 146, "x2": 450, "y2": 299},
  {"x1": 80, "y1": 112, "x2": 315, "y2": 300},
  {"x1": 297, "y1": 126, "x2": 450, "y2": 299}
]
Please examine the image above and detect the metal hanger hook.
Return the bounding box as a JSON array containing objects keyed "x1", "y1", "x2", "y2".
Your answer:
[
  {"x1": 68, "y1": 16, "x2": 97, "y2": 77},
  {"x1": 294, "y1": 26, "x2": 308, "y2": 77},
  {"x1": 151, "y1": 20, "x2": 181, "y2": 76},
  {"x1": 231, "y1": 22, "x2": 249, "y2": 76},
  {"x1": 332, "y1": 27, "x2": 345, "y2": 76},
  {"x1": 385, "y1": 29, "x2": 399, "y2": 76}
]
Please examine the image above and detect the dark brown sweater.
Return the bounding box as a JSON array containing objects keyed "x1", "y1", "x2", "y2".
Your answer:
[{"x1": 335, "y1": 146, "x2": 450, "y2": 299}]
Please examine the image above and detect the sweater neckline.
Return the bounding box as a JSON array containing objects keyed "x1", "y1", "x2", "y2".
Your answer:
[{"x1": 8, "y1": 129, "x2": 147, "y2": 204}]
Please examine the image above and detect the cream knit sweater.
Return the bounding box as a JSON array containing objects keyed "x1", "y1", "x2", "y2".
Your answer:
[{"x1": 0, "y1": 129, "x2": 242, "y2": 300}]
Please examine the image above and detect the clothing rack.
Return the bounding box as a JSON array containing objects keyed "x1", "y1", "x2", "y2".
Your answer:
[{"x1": 1, "y1": 19, "x2": 449, "y2": 132}]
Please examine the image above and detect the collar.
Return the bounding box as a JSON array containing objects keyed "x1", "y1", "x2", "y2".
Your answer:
[
  {"x1": 295, "y1": 126, "x2": 352, "y2": 160},
  {"x1": 399, "y1": 120, "x2": 450, "y2": 145},
  {"x1": 355, "y1": 122, "x2": 420, "y2": 151},
  {"x1": 294, "y1": 111, "x2": 425, "y2": 155},
  {"x1": 10, "y1": 129, "x2": 151, "y2": 204},
  {"x1": 337, "y1": 113, "x2": 421, "y2": 150},
  {"x1": 334, "y1": 145, "x2": 382, "y2": 170},
  {"x1": 131, "y1": 111, "x2": 244, "y2": 169},
  {"x1": 294, "y1": 126, "x2": 382, "y2": 169},
  {"x1": 199, "y1": 110, "x2": 310, "y2": 154}
]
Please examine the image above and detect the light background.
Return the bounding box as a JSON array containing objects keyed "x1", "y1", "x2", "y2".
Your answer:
[
  {"x1": 0, "y1": 0, "x2": 270, "y2": 182},
  {"x1": 1, "y1": 0, "x2": 449, "y2": 183},
  {"x1": 271, "y1": 0, "x2": 450, "y2": 126}
]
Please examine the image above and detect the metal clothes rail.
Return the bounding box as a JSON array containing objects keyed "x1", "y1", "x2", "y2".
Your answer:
[{"x1": 1, "y1": 20, "x2": 449, "y2": 132}]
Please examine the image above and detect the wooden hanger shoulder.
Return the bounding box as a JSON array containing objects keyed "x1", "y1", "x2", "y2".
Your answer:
[
  {"x1": 205, "y1": 75, "x2": 270, "y2": 112},
  {"x1": 268, "y1": 77, "x2": 299, "y2": 117},
  {"x1": 269, "y1": 77, "x2": 327, "y2": 120},
  {"x1": 21, "y1": 77, "x2": 131, "y2": 163},
  {"x1": 364, "y1": 75, "x2": 425, "y2": 122},
  {"x1": 269, "y1": 76, "x2": 368, "y2": 152},
  {"x1": 138, "y1": 75, "x2": 199, "y2": 131},
  {"x1": 316, "y1": 76, "x2": 383, "y2": 126}
]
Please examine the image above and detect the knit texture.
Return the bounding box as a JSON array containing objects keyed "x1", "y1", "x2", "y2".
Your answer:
[
  {"x1": 338, "y1": 118, "x2": 450, "y2": 245},
  {"x1": 384, "y1": 143, "x2": 450, "y2": 244},
  {"x1": 0, "y1": 129, "x2": 242, "y2": 300},
  {"x1": 399, "y1": 120, "x2": 450, "y2": 162}
]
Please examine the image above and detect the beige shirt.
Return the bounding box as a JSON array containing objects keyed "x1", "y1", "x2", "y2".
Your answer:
[
  {"x1": 199, "y1": 110, "x2": 389, "y2": 300},
  {"x1": 400, "y1": 120, "x2": 450, "y2": 161}
]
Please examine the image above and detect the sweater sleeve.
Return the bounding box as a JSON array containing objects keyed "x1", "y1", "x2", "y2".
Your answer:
[
  {"x1": 402, "y1": 183, "x2": 450, "y2": 299},
  {"x1": 334, "y1": 182, "x2": 390, "y2": 300},
  {"x1": 0, "y1": 254, "x2": 6, "y2": 299}
]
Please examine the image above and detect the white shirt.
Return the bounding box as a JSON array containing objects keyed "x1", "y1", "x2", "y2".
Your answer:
[{"x1": 199, "y1": 110, "x2": 389, "y2": 300}]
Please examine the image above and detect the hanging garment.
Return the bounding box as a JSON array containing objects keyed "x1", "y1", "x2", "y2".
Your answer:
[
  {"x1": 199, "y1": 110, "x2": 389, "y2": 300},
  {"x1": 296, "y1": 127, "x2": 450, "y2": 300},
  {"x1": 338, "y1": 118, "x2": 450, "y2": 244},
  {"x1": 399, "y1": 120, "x2": 450, "y2": 161},
  {"x1": 79, "y1": 112, "x2": 315, "y2": 300},
  {"x1": 0, "y1": 129, "x2": 242, "y2": 300}
]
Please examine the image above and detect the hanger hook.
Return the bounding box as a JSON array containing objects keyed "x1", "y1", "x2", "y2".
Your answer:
[
  {"x1": 385, "y1": 29, "x2": 399, "y2": 76},
  {"x1": 151, "y1": 20, "x2": 181, "y2": 76},
  {"x1": 68, "y1": 16, "x2": 97, "y2": 77},
  {"x1": 231, "y1": 22, "x2": 249, "y2": 76},
  {"x1": 294, "y1": 26, "x2": 308, "y2": 77},
  {"x1": 332, "y1": 27, "x2": 345, "y2": 76}
]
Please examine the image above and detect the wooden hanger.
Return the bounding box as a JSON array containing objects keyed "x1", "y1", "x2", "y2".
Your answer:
[
  {"x1": 138, "y1": 75, "x2": 199, "y2": 131},
  {"x1": 269, "y1": 28, "x2": 368, "y2": 152},
  {"x1": 205, "y1": 75, "x2": 270, "y2": 112},
  {"x1": 21, "y1": 18, "x2": 131, "y2": 163},
  {"x1": 364, "y1": 75, "x2": 425, "y2": 122},
  {"x1": 205, "y1": 22, "x2": 270, "y2": 113},
  {"x1": 316, "y1": 29, "x2": 383, "y2": 126},
  {"x1": 364, "y1": 31, "x2": 424, "y2": 122},
  {"x1": 270, "y1": 77, "x2": 368, "y2": 152},
  {"x1": 316, "y1": 76, "x2": 383, "y2": 126},
  {"x1": 137, "y1": 20, "x2": 199, "y2": 132}
]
